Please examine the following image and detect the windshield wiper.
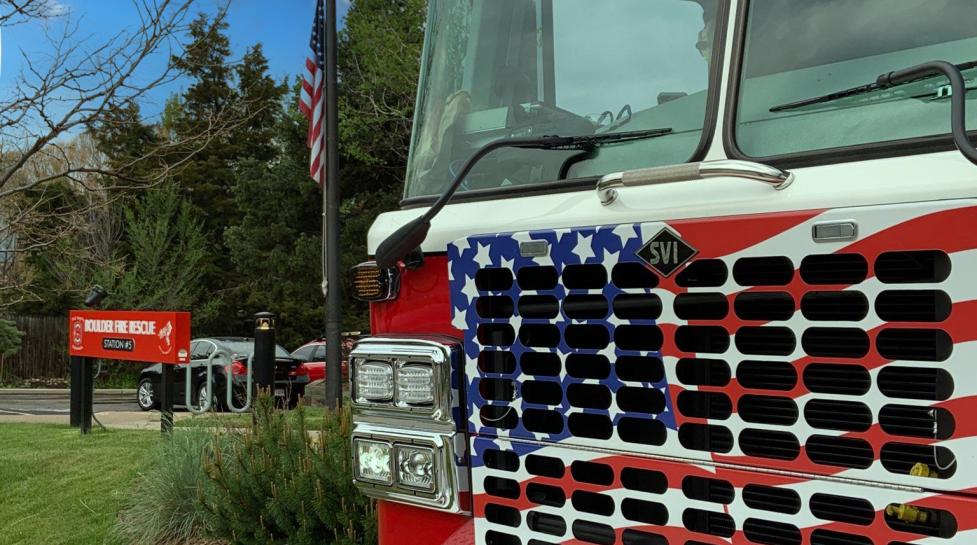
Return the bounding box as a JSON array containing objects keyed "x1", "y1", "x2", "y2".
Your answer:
[
  {"x1": 767, "y1": 61, "x2": 977, "y2": 168},
  {"x1": 375, "y1": 127, "x2": 672, "y2": 268},
  {"x1": 770, "y1": 59, "x2": 977, "y2": 113}
]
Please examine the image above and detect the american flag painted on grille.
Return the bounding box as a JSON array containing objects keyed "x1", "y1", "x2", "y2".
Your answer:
[
  {"x1": 447, "y1": 200, "x2": 977, "y2": 497},
  {"x1": 299, "y1": 0, "x2": 325, "y2": 185}
]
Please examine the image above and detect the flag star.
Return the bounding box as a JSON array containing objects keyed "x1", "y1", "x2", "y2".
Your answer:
[
  {"x1": 451, "y1": 307, "x2": 468, "y2": 331},
  {"x1": 613, "y1": 224, "x2": 637, "y2": 246},
  {"x1": 501, "y1": 256, "x2": 515, "y2": 271},
  {"x1": 474, "y1": 242, "x2": 494, "y2": 267},
  {"x1": 574, "y1": 233, "x2": 596, "y2": 262},
  {"x1": 461, "y1": 277, "x2": 480, "y2": 302}
]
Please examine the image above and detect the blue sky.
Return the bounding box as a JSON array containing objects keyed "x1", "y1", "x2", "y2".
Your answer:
[{"x1": 1, "y1": 0, "x2": 350, "y2": 119}]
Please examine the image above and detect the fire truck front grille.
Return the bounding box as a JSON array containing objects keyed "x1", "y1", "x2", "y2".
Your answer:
[
  {"x1": 449, "y1": 203, "x2": 977, "y2": 493},
  {"x1": 474, "y1": 439, "x2": 971, "y2": 545}
]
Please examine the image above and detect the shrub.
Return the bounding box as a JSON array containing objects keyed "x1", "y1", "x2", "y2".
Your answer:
[
  {"x1": 200, "y1": 395, "x2": 376, "y2": 545},
  {"x1": 113, "y1": 428, "x2": 220, "y2": 545}
]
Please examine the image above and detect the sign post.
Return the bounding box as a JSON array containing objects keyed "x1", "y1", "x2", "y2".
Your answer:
[{"x1": 68, "y1": 310, "x2": 191, "y2": 435}]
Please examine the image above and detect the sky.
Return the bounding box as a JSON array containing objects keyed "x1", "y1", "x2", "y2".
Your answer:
[{"x1": 0, "y1": 0, "x2": 351, "y2": 120}]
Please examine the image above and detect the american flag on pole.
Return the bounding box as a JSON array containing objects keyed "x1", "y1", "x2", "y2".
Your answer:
[{"x1": 299, "y1": 0, "x2": 325, "y2": 186}]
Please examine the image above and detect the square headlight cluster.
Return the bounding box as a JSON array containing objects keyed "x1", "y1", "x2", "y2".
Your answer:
[
  {"x1": 350, "y1": 338, "x2": 453, "y2": 422},
  {"x1": 353, "y1": 438, "x2": 436, "y2": 492}
]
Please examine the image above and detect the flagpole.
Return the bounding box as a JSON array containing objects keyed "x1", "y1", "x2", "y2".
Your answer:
[{"x1": 323, "y1": 0, "x2": 342, "y2": 409}]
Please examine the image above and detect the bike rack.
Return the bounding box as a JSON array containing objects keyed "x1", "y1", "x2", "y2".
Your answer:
[
  {"x1": 186, "y1": 349, "x2": 227, "y2": 415},
  {"x1": 226, "y1": 353, "x2": 254, "y2": 413}
]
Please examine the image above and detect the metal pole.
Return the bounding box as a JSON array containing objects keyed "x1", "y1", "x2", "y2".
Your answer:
[
  {"x1": 160, "y1": 364, "x2": 175, "y2": 436},
  {"x1": 324, "y1": 0, "x2": 342, "y2": 409},
  {"x1": 69, "y1": 356, "x2": 82, "y2": 428},
  {"x1": 78, "y1": 357, "x2": 93, "y2": 434}
]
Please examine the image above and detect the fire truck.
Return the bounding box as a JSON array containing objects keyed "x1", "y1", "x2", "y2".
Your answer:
[{"x1": 346, "y1": 1, "x2": 977, "y2": 544}]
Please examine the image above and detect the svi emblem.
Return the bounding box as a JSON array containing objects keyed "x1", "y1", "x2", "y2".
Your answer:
[{"x1": 635, "y1": 227, "x2": 698, "y2": 277}]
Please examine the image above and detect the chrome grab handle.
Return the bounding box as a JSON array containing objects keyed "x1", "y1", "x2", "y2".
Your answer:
[
  {"x1": 596, "y1": 159, "x2": 794, "y2": 205},
  {"x1": 226, "y1": 353, "x2": 254, "y2": 413},
  {"x1": 186, "y1": 349, "x2": 227, "y2": 415}
]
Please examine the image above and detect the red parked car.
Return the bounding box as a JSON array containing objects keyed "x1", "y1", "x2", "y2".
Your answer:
[{"x1": 289, "y1": 337, "x2": 354, "y2": 382}]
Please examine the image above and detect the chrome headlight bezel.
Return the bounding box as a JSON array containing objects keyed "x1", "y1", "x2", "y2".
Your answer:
[
  {"x1": 350, "y1": 337, "x2": 458, "y2": 426},
  {"x1": 351, "y1": 423, "x2": 469, "y2": 513}
]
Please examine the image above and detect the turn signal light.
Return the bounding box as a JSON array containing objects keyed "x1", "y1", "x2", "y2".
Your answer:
[{"x1": 351, "y1": 261, "x2": 400, "y2": 302}]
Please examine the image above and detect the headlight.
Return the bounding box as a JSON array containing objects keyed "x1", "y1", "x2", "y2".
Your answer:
[
  {"x1": 397, "y1": 445, "x2": 435, "y2": 491},
  {"x1": 354, "y1": 438, "x2": 393, "y2": 484},
  {"x1": 354, "y1": 361, "x2": 394, "y2": 402},
  {"x1": 396, "y1": 364, "x2": 434, "y2": 406}
]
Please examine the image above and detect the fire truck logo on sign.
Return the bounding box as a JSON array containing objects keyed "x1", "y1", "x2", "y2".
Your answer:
[{"x1": 635, "y1": 227, "x2": 698, "y2": 276}]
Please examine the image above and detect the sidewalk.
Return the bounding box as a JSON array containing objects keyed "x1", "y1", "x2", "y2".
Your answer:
[
  {"x1": 0, "y1": 388, "x2": 136, "y2": 401},
  {"x1": 0, "y1": 410, "x2": 192, "y2": 429}
]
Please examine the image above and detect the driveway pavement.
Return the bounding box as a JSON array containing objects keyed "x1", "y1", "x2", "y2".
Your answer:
[{"x1": 0, "y1": 389, "x2": 191, "y2": 428}]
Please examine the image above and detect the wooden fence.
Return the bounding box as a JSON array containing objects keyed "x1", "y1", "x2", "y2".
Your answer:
[{"x1": 0, "y1": 315, "x2": 68, "y2": 381}]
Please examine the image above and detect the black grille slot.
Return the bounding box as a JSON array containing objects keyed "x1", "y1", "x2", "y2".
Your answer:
[
  {"x1": 878, "y1": 366, "x2": 953, "y2": 401},
  {"x1": 803, "y1": 364, "x2": 870, "y2": 395},
  {"x1": 484, "y1": 449, "x2": 519, "y2": 471},
  {"x1": 676, "y1": 259, "x2": 728, "y2": 287},
  {"x1": 621, "y1": 498, "x2": 668, "y2": 525},
  {"x1": 571, "y1": 461, "x2": 614, "y2": 485},
  {"x1": 802, "y1": 328, "x2": 869, "y2": 358},
  {"x1": 615, "y1": 325, "x2": 663, "y2": 351},
  {"x1": 737, "y1": 361, "x2": 797, "y2": 391},
  {"x1": 563, "y1": 295, "x2": 607, "y2": 319},
  {"x1": 566, "y1": 354, "x2": 610, "y2": 379},
  {"x1": 476, "y1": 268, "x2": 514, "y2": 291},
  {"x1": 743, "y1": 518, "x2": 801, "y2": 545},
  {"x1": 676, "y1": 326, "x2": 729, "y2": 353},
  {"x1": 567, "y1": 413, "x2": 612, "y2": 439},
  {"x1": 733, "y1": 256, "x2": 794, "y2": 286},
  {"x1": 740, "y1": 429, "x2": 801, "y2": 460},
  {"x1": 676, "y1": 358, "x2": 730, "y2": 386},
  {"x1": 612, "y1": 294, "x2": 662, "y2": 320},
  {"x1": 616, "y1": 355, "x2": 665, "y2": 382},
  {"x1": 804, "y1": 399, "x2": 872, "y2": 432},
  {"x1": 485, "y1": 504, "x2": 521, "y2": 527},
  {"x1": 522, "y1": 380, "x2": 564, "y2": 406},
  {"x1": 572, "y1": 520, "x2": 615, "y2": 545},
  {"x1": 879, "y1": 404, "x2": 954, "y2": 439},
  {"x1": 523, "y1": 409, "x2": 564, "y2": 434},
  {"x1": 677, "y1": 391, "x2": 732, "y2": 420},
  {"x1": 801, "y1": 292, "x2": 869, "y2": 321},
  {"x1": 683, "y1": 508, "x2": 735, "y2": 538},
  {"x1": 739, "y1": 395, "x2": 798, "y2": 425},
  {"x1": 521, "y1": 352, "x2": 561, "y2": 376},
  {"x1": 810, "y1": 493, "x2": 875, "y2": 525},
  {"x1": 525, "y1": 454, "x2": 564, "y2": 478},
  {"x1": 518, "y1": 295, "x2": 559, "y2": 319},
  {"x1": 563, "y1": 264, "x2": 607, "y2": 289},
  {"x1": 519, "y1": 324, "x2": 560, "y2": 347},
  {"x1": 682, "y1": 476, "x2": 734, "y2": 504},
  {"x1": 618, "y1": 417, "x2": 667, "y2": 445},
  {"x1": 527, "y1": 511, "x2": 566, "y2": 536},
  {"x1": 480, "y1": 405, "x2": 517, "y2": 428},
  {"x1": 612, "y1": 262, "x2": 659, "y2": 288},
  {"x1": 477, "y1": 296, "x2": 515, "y2": 318},
  {"x1": 620, "y1": 467, "x2": 667, "y2": 494},
  {"x1": 736, "y1": 326, "x2": 796, "y2": 356},
  {"x1": 617, "y1": 387, "x2": 666, "y2": 414},
  {"x1": 478, "y1": 324, "x2": 515, "y2": 346},
  {"x1": 572, "y1": 491, "x2": 615, "y2": 517},
  {"x1": 517, "y1": 266, "x2": 558, "y2": 290},
  {"x1": 884, "y1": 503, "x2": 958, "y2": 538},
  {"x1": 679, "y1": 423, "x2": 733, "y2": 453},
  {"x1": 565, "y1": 324, "x2": 609, "y2": 349},
  {"x1": 485, "y1": 476, "x2": 520, "y2": 499},
  {"x1": 621, "y1": 529, "x2": 667, "y2": 545},
  {"x1": 674, "y1": 293, "x2": 729, "y2": 320},
  {"x1": 800, "y1": 254, "x2": 868, "y2": 285},
  {"x1": 485, "y1": 530, "x2": 520, "y2": 545},
  {"x1": 877, "y1": 328, "x2": 952, "y2": 362},
  {"x1": 526, "y1": 483, "x2": 565, "y2": 507},
  {"x1": 735, "y1": 292, "x2": 795, "y2": 321},
  {"x1": 875, "y1": 250, "x2": 951, "y2": 284},
  {"x1": 806, "y1": 435, "x2": 873, "y2": 469},
  {"x1": 880, "y1": 443, "x2": 956, "y2": 478},
  {"x1": 479, "y1": 351, "x2": 516, "y2": 374},
  {"x1": 876, "y1": 290, "x2": 952, "y2": 322},
  {"x1": 810, "y1": 529, "x2": 872, "y2": 545},
  {"x1": 742, "y1": 484, "x2": 801, "y2": 514},
  {"x1": 567, "y1": 383, "x2": 611, "y2": 409},
  {"x1": 479, "y1": 378, "x2": 515, "y2": 401}
]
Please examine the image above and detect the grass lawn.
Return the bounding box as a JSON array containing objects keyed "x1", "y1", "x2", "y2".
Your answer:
[{"x1": 0, "y1": 424, "x2": 157, "y2": 545}]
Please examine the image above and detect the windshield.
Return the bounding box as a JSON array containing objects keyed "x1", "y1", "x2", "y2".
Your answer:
[
  {"x1": 735, "y1": 0, "x2": 977, "y2": 158},
  {"x1": 220, "y1": 341, "x2": 291, "y2": 359},
  {"x1": 404, "y1": 0, "x2": 720, "y2": 199}
]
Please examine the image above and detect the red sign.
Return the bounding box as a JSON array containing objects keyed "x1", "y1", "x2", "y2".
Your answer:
[{"x1": 68, "y1": 310, "x2": 191, "y2": 364}]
